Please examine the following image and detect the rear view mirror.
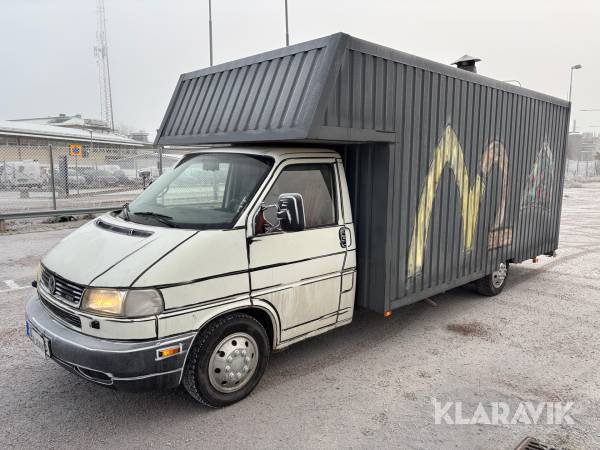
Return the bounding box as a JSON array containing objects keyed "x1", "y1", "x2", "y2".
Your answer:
[{"x1": 277, "y1": 193, "x2": 305, "y2": 232}]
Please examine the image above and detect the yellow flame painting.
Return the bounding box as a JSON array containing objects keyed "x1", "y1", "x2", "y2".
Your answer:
[{"x1": 407, "y1": 126, "x2": 509, "y2": 278}]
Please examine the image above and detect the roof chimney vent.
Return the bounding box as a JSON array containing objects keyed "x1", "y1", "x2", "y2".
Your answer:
[{"x1": 451, "y1": 55, "x2": 481, "y2": 73}]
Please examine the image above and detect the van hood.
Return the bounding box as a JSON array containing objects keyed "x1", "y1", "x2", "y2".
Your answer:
[{"x1": 42, "y1": 215, "x2": 197, "y2": 287}]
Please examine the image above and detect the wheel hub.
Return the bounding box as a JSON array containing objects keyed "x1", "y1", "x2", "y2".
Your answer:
[
  {"x1": 208, "y1": 332, "x2": 258, "y2": 393},
  {"x1": 491, "y1": 262, "x2": 507, "y2": 288}
]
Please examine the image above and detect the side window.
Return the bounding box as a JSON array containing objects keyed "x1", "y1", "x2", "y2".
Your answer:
[{"x1": 262, "y1": 163, "x2": 337, "y2": 229}]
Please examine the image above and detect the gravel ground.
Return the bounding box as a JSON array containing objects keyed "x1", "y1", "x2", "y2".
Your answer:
[{"x1": 0, "y1": 184, "x2": 599, "y2": 449}]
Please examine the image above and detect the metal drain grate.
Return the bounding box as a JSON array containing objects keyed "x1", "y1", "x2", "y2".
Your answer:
[{"x1": 514, "y1": 437, "x2": 566, "y2": 450}]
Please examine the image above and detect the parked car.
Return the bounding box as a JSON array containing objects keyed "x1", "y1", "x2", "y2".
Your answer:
[
  {"x1": 77, "y1": 168, "x2": 120, "y2": 187},
  {"x1": 0, "y1": 160, "x2": 43, "y2": 188},
  {"x1": 67, "y1": 174, "x2": 86, "y2": 187}
]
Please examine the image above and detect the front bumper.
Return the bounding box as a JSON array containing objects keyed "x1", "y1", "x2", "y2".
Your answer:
[{"x1": 25, "y1": 295, "x2": 196, "y2": 391}]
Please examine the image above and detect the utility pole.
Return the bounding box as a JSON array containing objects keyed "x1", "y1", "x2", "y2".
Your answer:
[
  {"x1": 285, "y1": 0, "x2": 290, "y2": 46},
  {"x1": 208, "y1": 0, "x2": 214, "y2": 66},
  {"x1": 94, "y1": 0, "x2": 115, "y2": 131}
]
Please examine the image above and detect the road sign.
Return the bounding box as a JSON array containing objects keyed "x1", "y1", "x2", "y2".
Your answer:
[{"x1": 69, "y1": 144, "x2": 82, "y2": 157}]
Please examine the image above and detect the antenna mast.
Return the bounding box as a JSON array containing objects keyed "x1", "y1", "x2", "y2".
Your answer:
[{"x1": 94, "y1": 0, "x2": 115, "y2": 131}]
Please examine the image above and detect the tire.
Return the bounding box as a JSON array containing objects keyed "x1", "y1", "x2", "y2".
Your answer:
[
  {"x1": 476, "y1": 261, "x2": 509, "y2": 296},
  {"x1": 182, "y1": 313, "x2": 270, "y2": 407}
]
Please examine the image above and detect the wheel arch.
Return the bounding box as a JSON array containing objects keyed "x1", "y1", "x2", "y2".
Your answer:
[
  {"x1": 238, "y1": 305, "x2": 278, "y2": 349},
  {"x1": 188, "y1": 302, "x2": 280, "y2": 350}
]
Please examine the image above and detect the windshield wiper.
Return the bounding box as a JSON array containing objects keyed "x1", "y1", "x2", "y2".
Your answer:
[{"x1": 132, "y1": 211, "x2": 178, "y2": 228}]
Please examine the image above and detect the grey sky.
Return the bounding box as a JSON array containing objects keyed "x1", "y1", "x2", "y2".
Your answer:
[{"x1": 1, "y1": 0, "x2": 598, "y2": 137}]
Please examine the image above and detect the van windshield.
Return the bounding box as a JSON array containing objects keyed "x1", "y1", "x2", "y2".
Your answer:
[{"x1": 125, "y1": 153, "x2": 273, "y2": 229}]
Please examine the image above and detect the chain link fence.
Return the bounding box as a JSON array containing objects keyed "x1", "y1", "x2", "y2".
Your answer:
[
  {"x1": 565, "y1": 159, "x2": 600, "y2": 178},
  {"x1": 4, "y1": 145, "x2": 596, "y2": 219},
  {"x1": 0, "y1": 144, "x2": 181, "y2": 216}
]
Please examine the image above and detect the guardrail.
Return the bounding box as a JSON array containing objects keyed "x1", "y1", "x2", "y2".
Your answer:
[{"x1": 0, "y1": 206, "x2": 119, "y2": 232}]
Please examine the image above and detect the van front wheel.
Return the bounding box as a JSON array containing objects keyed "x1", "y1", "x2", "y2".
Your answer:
[
  {"x1": 476, "y1": 261, "x2": 509, "y2": 296},
  {"x1": 182, "y1": 313, "x2": 270, "y2": 407}
]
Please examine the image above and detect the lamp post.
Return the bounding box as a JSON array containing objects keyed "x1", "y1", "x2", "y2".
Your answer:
[
  {"x1": 568, "y1": 64, "x2": 582, "y2": 103},
  {"x1": 568, "y1": 64, "x2": 583, "y2": 132},
  {"x1": 208, "y1": 0, "x2": 213, "y2": 66},
  {"x1": 88, "y1": 128, "x2": 97, "y2": 173},
  {"x1": 88, "y1": 129, "x2": 94, "y2": 155},
  {"x1": 285, "y1": 0, "x2": 290, "y2": 46}
]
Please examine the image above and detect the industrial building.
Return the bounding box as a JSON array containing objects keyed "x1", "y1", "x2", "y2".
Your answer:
[
  {"x1": 568, "y1": 132, "x2": 600, "y2": 161},
  {"x1": 0, "y1": 116, "x2": 147, "y2": 166},
  {"x1": 0, "y1": 114, "x2": 144, "y2": 147}
]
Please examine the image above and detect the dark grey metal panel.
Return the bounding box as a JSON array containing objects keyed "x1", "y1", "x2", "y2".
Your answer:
[
  {"x1": 335, "y1": 58, "x2": 568, "y2": 313},
  {"x1": 382, "y1": 71, "x2": 568, "y2": 311},
  {"x1": 156, "y1": 35, "x2": 344, "y2": 146},
  {"x1": 321, "y1": 50, "x2": 396, "y2": 134},
  {"x1": 337, "y1": 144, "x2": 390, "y2": 312}
]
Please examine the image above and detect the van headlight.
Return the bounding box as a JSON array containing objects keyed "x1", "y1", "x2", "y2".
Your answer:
[{"x1": 81, "y1": 289, "x2": 164, "y2": 318}]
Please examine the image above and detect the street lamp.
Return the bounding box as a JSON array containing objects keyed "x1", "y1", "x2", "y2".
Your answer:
[
  {"x1": 208, "y1": 0, "x2": 213, "y2": 66},
  {"x1": 285, "y1": 0, "x2": 290, "y2": 46},
  {"x1": 88, "y1": 129, "x2": 96, "y2": 171},
  {"x1": 88, "y1": 129, "x2": 94, "y2": 152},
  {"x1": 568, "y1": 64, "x2": 582, "y2": 103}
]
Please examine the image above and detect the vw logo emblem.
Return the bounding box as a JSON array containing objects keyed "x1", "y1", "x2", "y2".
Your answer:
[{"x1": 47, "y1": 275, "x2": 56, "y2": 295}]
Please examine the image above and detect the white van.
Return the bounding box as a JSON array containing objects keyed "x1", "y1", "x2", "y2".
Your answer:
[{"x1": 26, "y1": 148, "x2": 360, "y2": 407}]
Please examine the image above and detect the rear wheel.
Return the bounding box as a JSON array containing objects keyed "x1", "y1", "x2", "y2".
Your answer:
[
  {"x1": 182, "y1": 313, "x2": 270, "y2": 407},
  {"x1": 476, "y1": 261, "x2": 509, "y2": 296}
]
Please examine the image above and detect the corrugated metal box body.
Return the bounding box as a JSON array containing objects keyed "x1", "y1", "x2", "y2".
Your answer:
[
  {"x1": 329, "y1": 44, "x2": 569, "y2": 312},
  {"x1": 156, "y1": 33, "x2": 570, "y2": 314},
  {"x1": 156, "y1": 35, "x2": 340, "y2": 146}
]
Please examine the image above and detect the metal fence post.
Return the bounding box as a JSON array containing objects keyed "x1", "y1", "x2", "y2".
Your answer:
[
  {"x1": 48, "y1": 144, "x2": 57, "y2": 210},
  {"x1": 158, "y1": 146, "x2": 163, "y2": 176}
]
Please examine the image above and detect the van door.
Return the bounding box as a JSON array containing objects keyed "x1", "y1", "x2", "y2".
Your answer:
[{"x1": 248, "y1": 159, "x2": 346, "y2": 343}]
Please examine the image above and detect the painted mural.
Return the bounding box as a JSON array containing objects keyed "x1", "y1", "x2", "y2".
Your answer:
[
  {"x1": 407, "y1": 126, "x2": 512, "y2": 278},
  {"x1": 520, "y1": 141, "x2": 555, "y2": 210}
]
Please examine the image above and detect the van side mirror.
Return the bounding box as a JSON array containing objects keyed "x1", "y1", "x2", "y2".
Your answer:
[{"x1": 277, "y1": 193, "x2": 305, "y2": 232}]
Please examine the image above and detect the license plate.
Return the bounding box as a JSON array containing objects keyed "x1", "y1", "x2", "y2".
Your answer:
[{"x1": 26, "y1": 321, "x2": 51, "y2": 358}]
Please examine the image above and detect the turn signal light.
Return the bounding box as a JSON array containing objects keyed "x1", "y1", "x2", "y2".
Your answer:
[
  {"x1": 384, "y1": 310, "x2": 393, "y2": 318},
  {"x1": 157, "y1": 346, "x2": 181, "y2": 359}
]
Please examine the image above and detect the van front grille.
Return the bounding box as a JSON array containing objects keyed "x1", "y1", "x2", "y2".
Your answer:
[
  {"x1": 40, "y1": 295, "x2": 82, "y2": 328},
  {"x1": 40, "y1": 267, "x2": 84, "y2": 306}
]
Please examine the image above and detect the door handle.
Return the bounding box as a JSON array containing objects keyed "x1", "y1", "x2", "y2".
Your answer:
[{"x1": 339, "y1": 227, "x2": 349, "y2": 248}]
